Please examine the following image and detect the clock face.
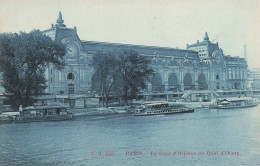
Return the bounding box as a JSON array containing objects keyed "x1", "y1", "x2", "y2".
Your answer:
[{"x1": 66, "y1": 42, "x2": 78, "y2": 56}]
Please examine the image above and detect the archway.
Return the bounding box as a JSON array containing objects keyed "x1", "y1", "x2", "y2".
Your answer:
[
  {"x1": 168, "y1": 73, "x2": 178, "y2": 91},
  {"x1": 91, "y1": 72, "x2": 101, "y2": 91},
  {"x1": 183, "y1": 73, "x2": 193, "y2": 90},
  {"x1": 198, "y1": 73, "x2": 207, "y2": 90},
  {"x1": 151, "y1": 73, "x2": 164, "y2": 92}
]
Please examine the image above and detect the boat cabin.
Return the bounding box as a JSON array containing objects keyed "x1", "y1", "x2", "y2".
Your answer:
[
  {"x1": 21, "y1": 105, "x2": 69, "y2": 117},
  {"x1": 146, "y1": 103, "x2": 169, "y2": 109},
  {"x1": 211, "y1": 97, "x2": 257, "y2": 108}
]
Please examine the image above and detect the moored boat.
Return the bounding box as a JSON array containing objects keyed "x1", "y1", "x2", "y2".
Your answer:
[
  {"x1": 0, "y1": 114, "x2": 15, "y2": 123},
  {"x1": 134, "y1": 102, "x2": 194, "y2": 116},
  {"x1": 210, "y1": 97, "x2": 257, "y2": 109},
  {"x1": 16, "y1": 105, "x2": 72, "y2": 123}
]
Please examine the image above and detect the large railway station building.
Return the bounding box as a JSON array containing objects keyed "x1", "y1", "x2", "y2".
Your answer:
[{"x1": 43, "y1": 12, "x2": 248, "y2": 95}]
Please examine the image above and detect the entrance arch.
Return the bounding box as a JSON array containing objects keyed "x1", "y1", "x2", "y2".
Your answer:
[
  {"x1": 168, "y1": 73, "x2": 178, "y2": 91},
  {"x1": 183, "y1": 73, "x2": 193, "y2": 90},
  {"x1": 91, "y1": 72, "x2": 101, "y2": 91},
  {"x1": 198, "y1": 73, "x2": 207, "y2": 90},
  {"x1": 151, "y1": 73, "x2": 164, "y2": 92}
]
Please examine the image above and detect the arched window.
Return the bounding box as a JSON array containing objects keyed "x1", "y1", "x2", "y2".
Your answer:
[
  {"x1": 184, "y1": 73, "x2": 193, "y2": 90},
  {"x1": 198, "y1": 73, "x2": 207, "y2": 90},
  {"x1": 168, "y1": 73, "x2": 178, "y2": 91},
  {"x1": 151, "y1": 73, "x2": 164, "y2": 92},
  {"x1": 67, "y1": 72, "x2": 75, "y2": 80}
]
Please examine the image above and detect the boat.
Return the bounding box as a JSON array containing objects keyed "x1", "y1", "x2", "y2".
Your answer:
[
  {"x1": 210, "y1": 97, "x2": 257, "y2": 109},
  {"x1": 0, "y1": 112, "x2": 19, "y2": 124},
  {"x1": 15, "y1": 105, "x2": 72, "y2": 123},
  {"x1": 0, "y1": 114, "x2": 16, "y2": 123},
  {"x1": 134, "y1": 102, "x2": 194, "y2": 116}
]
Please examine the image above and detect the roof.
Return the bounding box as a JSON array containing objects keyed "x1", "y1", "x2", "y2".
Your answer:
[
  {"x1": 225, "y1": 56, "x2": 246, "y2": 62},
  {"x1": 217, "y1": 97, "x2": 253, "y2": 102},
  {"x1": 23, "y1": 105, "x2": 68, "y2": 111},
  {"x1": 81, "y1": 41, "x2": 200, "y2": 59},
  {"x1": 220, "y1": 101, "x2": 229, "y2": 104},
  {"x1": 145, "y1": 101, "x2": 186, "y2": 106},
  {"x1": 186, "y1": 32, "x2": 218, "y2": 48},
  {"x1": 146, "y1": 102, "x2": 169, "y2": 106},
  {"x1": 187, "y1": 40, "x2": 210, "y2": 47}
]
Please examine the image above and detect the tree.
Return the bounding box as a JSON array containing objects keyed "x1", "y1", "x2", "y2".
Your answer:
[
  {"x1": 91, "y1": 51, "x2": 117, "y2": 108},
  {"x1": 0, "y1": 30, "x2": 65, "y2": 109},
  {"x1": 115, "y1": 50, "x2": 154, "y2": 105},
  {"x1": 91, "y1": 49, "x2": 154, "y2": 107}
]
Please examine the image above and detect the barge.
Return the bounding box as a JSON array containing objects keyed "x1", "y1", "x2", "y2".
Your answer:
[
  {"x1": 210, "y1": 97, "x2": 257, "y2": 109},
  {"x1": 16, "y1": 105, "x2": 72, "y2": 123}
]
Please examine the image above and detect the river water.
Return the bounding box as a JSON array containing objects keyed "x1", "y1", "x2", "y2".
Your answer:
[{"x1": 0, "y1": 106, "x2": 260, "y2": 166}]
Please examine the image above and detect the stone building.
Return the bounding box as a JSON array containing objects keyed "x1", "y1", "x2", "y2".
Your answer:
[
  {"x1": 248, "y1": 68, "x2": 260, "y2": 89},
  {"x1": 42, "y1": 12, "x2": 248, "y2": 95}
]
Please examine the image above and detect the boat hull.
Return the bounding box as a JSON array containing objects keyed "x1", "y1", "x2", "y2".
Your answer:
[
  {"x1": 134, "y1": 108, "x2": 194, "y2": 116},
  {"x1": 15, "y1": 114, "x2": 72, "y2": 123},
  {"x1": 0, "y1": 115, "x2": 16, "y2": 124},
  {"x1": 211, "y1": 104, "x2": 257, "y2": 109}
]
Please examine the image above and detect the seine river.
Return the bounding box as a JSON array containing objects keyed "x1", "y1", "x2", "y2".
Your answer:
[{"x1": 1, "y1": 106, "x2": 260, "y2": 166}]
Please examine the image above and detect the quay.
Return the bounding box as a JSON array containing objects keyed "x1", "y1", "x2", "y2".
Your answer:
[
  {"x1": 1, "y1": 89, "x2": 260, "y2": 116},
  {"x1": 33, "y1": 89, "x2": 260, "y2": 109}
]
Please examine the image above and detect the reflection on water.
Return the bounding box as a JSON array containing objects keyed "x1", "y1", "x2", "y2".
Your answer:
[{"x1": 0, "y1": 106, "x2": 260, "y2": 165}]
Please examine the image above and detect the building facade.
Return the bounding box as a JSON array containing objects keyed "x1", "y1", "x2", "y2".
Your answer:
[
  {"x1": 42, "y1": 12, "x2": 248, "y2": 95},
  {"x1": 248, "y1": 68, "x2": 260, "y2": 89}
]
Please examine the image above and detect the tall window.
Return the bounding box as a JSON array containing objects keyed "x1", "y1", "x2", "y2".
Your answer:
[
  {"x1": 216, "y1": 75, "x2": 219, "y2": 80},
  {"x1": 67, "y1": 72, "x2": 75, "y2": 80},
  {"x1": 68, "y1": 83, "x2": 74, "y2": 94},
  {"x1": 59, "y1": 71, "x2": 62, "y2": 83}
]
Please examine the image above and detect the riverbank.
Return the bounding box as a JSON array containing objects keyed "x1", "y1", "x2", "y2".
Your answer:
[
  {"x1": 69, "y1": 107, "x2": 131, "y2": 117},
  {"x1": 68, "y1": 101, "x2": 211, "y2": 117},
  {"x1": 1, "y1": 97, "x2": 258, "y2": 117}
]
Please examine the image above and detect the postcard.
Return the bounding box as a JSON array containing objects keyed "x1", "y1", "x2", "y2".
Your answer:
[{"x1": 0, "y1": 0, "x2": 260, "y2": 165}]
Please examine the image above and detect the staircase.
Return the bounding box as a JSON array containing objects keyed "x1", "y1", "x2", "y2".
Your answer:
[
  {"x1": 179, "y1": 90, "x2": 220, "y2": 102},
  {"x1": 179, "y1": 91, "x2": 192, "y2": 101}
]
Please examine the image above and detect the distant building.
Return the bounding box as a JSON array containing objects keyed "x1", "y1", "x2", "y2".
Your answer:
[
  {"x1": 42, "y1": 12, "x2": 248, "y2": 95},
  {"x1": 248, "y1": 68, "x2": 260, "y2": 89}
]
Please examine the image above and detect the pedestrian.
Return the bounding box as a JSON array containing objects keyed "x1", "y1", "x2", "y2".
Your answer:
[{"x1": 19, "y1": 105, "x2": 23, "y2": 116}]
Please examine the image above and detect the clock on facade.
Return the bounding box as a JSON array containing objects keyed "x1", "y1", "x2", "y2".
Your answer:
[{"x1": 66, "y1": 41, "x2": 79, "y2": 56}]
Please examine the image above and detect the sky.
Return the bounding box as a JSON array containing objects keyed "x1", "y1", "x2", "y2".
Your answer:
[{"x1": 0, "y1": 0, "x2": 260, "y2": 69}]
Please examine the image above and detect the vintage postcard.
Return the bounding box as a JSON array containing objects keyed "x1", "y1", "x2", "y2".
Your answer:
[{"x1": 0, "y1": 0, "x2": 260, "y2": 165}]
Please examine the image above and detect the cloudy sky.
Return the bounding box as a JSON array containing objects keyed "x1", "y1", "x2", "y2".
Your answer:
[{"x1": 1, "y1": 0, "x2": 260, "y2": 69}]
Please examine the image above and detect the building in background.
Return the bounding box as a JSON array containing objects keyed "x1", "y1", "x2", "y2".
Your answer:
[
  {"x1": 42, "y1": 12, "x2": 248, "y2": 95},
  {"x1": 248, "y1": 68, "x2": 260, "y2": 89}
]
